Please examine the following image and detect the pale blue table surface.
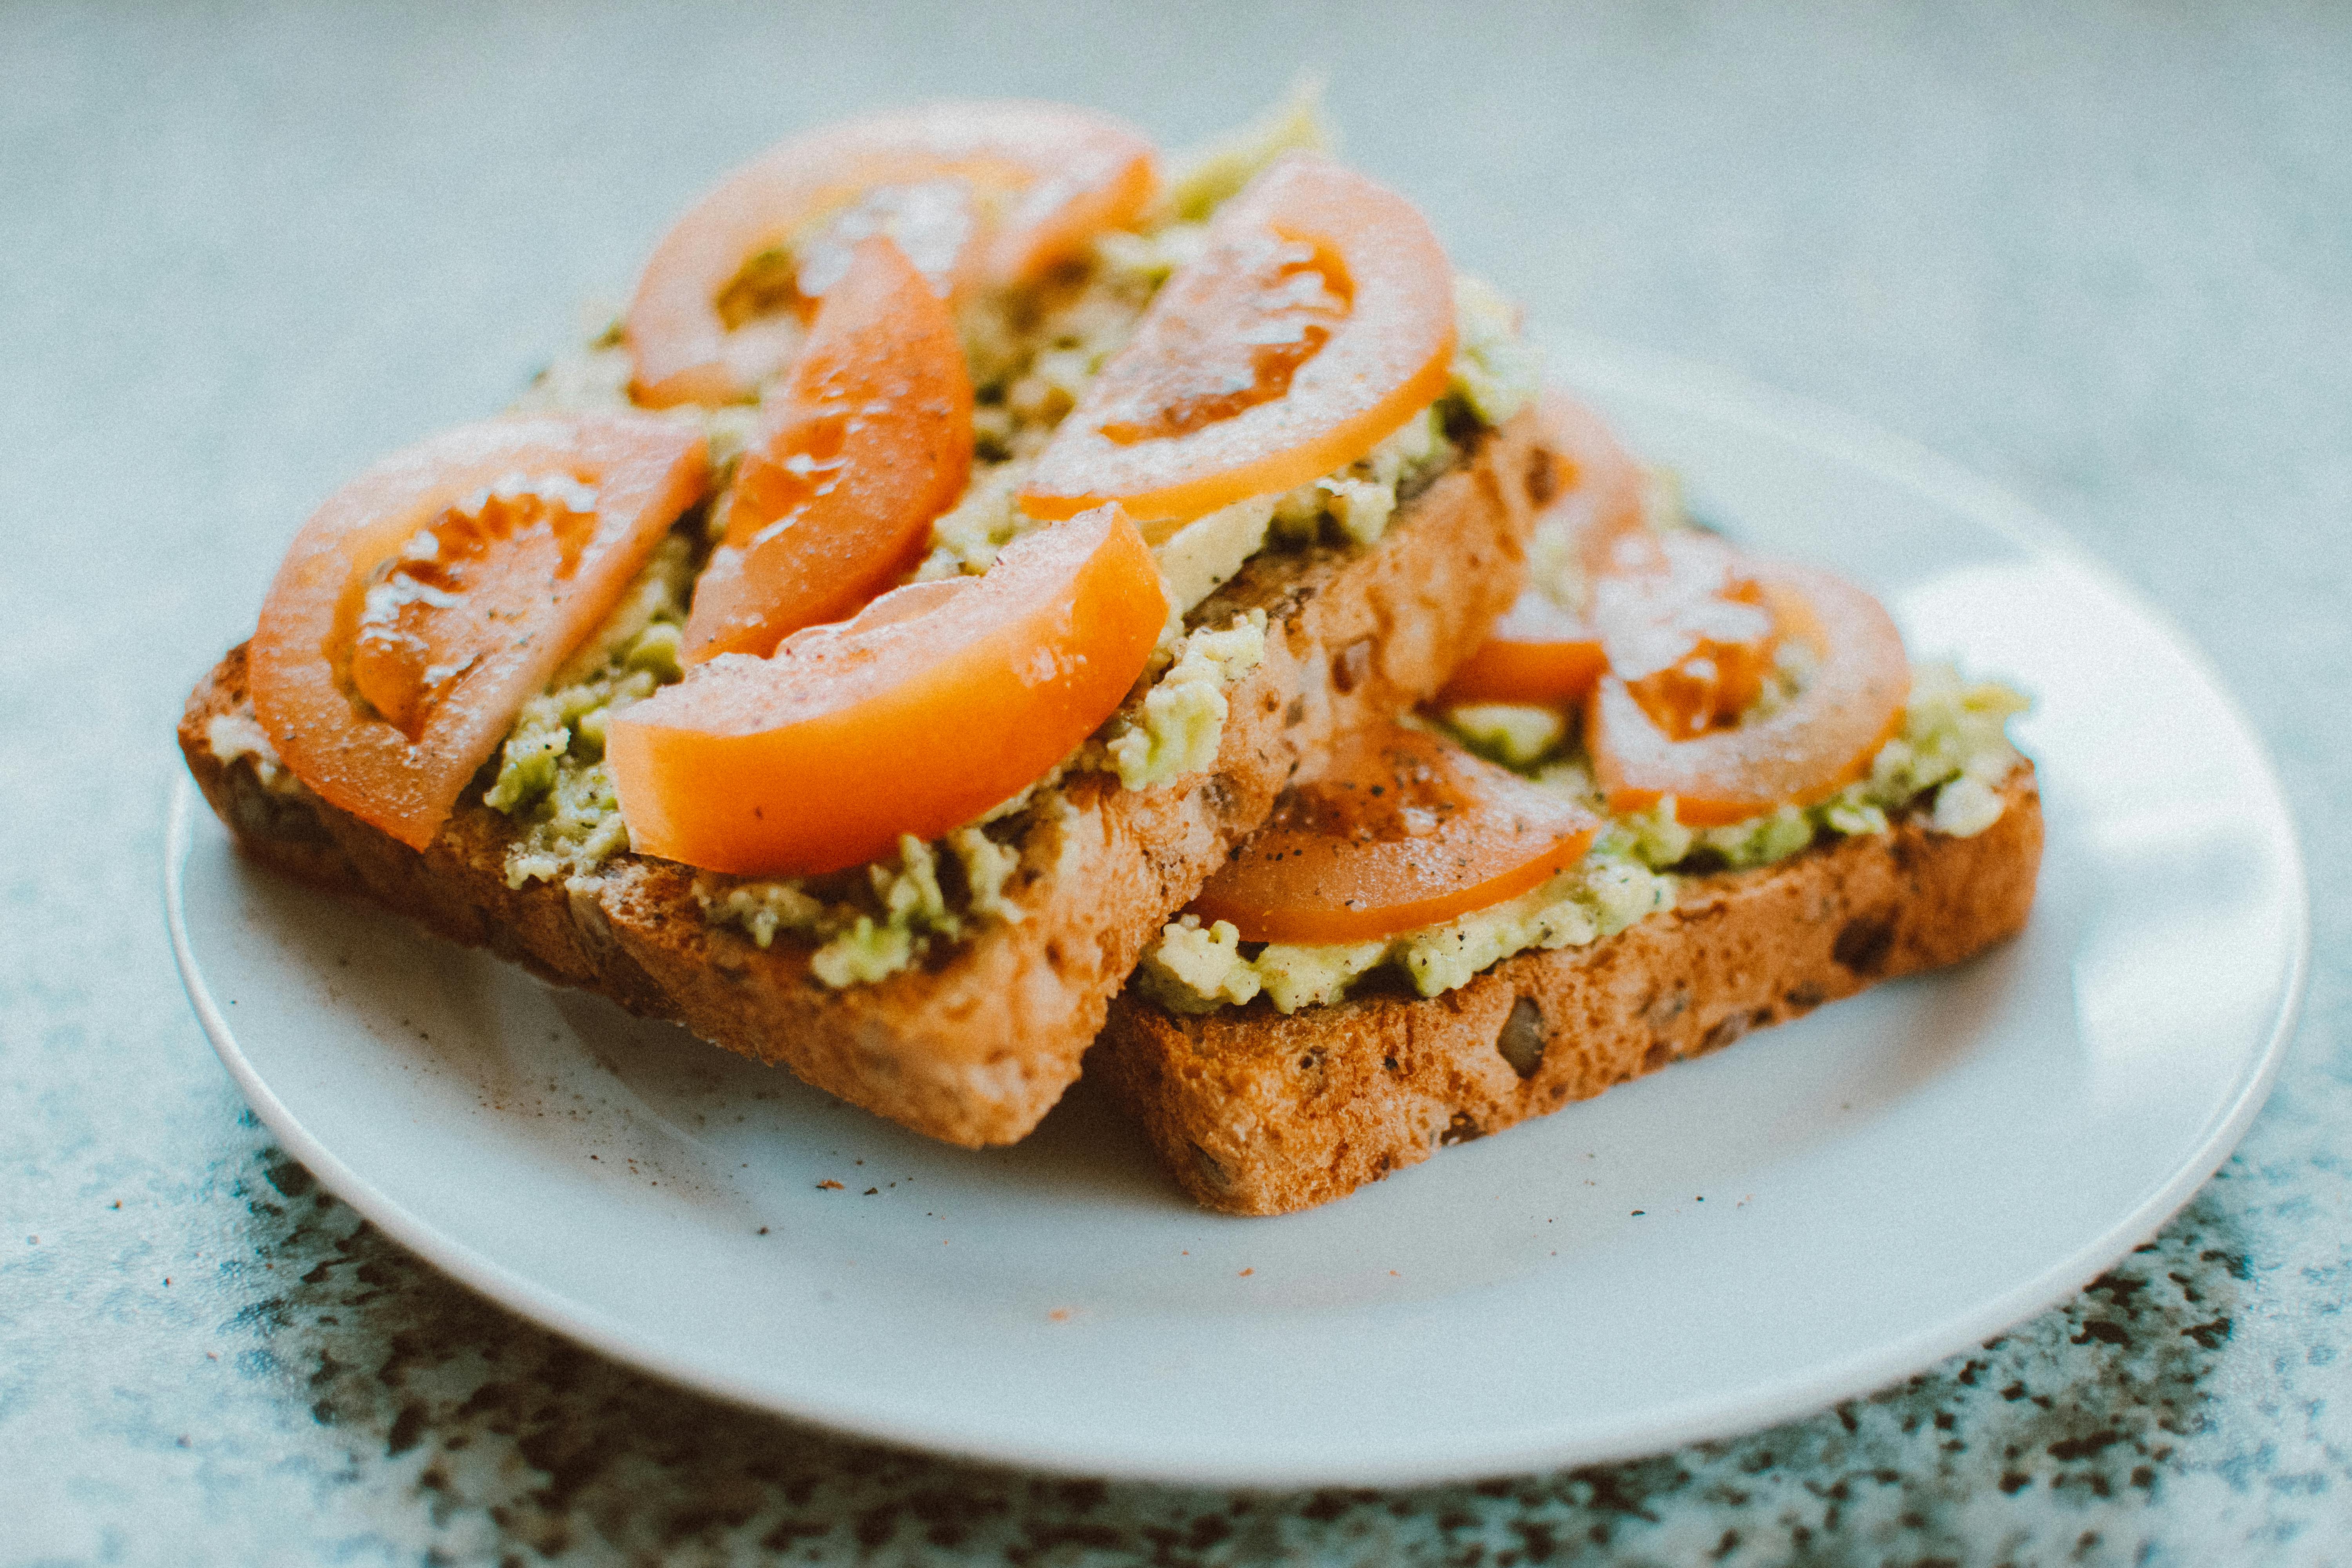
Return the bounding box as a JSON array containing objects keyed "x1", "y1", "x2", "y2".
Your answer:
[{"x1": 5, "y1": 3, "x2": 2349, "y2": 1562}]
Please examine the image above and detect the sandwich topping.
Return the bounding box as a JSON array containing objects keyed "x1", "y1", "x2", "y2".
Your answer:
[
  {"x1": 486, "y1": 533, "x2": 695, "y2": 886},
  {"x1": 1138, "y1": 662, "x2": 2027, "y2": 1016},
  {"x1": 677, "y1": 232, "x2": 974, "y2": 663},
  {"x1": 606, "y1": 504, "x2": 1169, "y2": 877},
  {"x1": 1137, "y1": 393, "x2": 2031, "y2": 1017},
  {"x1": 245, "y1": 414, "x2": 710, "y2": 851},
  {"x1": 1017, "y1": 153, "x2": 1457, "y2": 524},
  {"x1": 623, "y1": 100, "x2": 1159, "y2": 408},
  {"x1": 1186, "y1": 720, "x2": 1601, "y2": 946},
  {"x1": 1583, "y1": 536, "x2": 1913, "y2": 825},
  {"x1": 1434, "y1": 390, "x2": 1647, "y2": 711},
  {"x1": 234, "y1": 93, "x2": 1539, "y2": 989}
]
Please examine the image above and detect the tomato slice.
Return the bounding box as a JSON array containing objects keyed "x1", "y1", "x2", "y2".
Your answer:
[
  {"x1": 681, "y1": 237, "x2": 973, "y2": 663},
  {"x1": 1588, "y1": 557, "x2": 1910, "y2": 826},
  {"x1": 608, "y1": 505, "x2": 1166, "y2": 876},
  {"x1": 1437, "y1": 392, "x2": 1650, "y2": 706},
  {"x1": 1590, "y1": 533, "x2": 1782, "y2": 739},
  {"x1": 1019, "y1": 154, "x2": 1457, "y2": 525},
  {"x1": 627, "y1": 101, "x2": 1158, "y2": 408},
  {"x1": 1535, "y1": 389, "x2": 1650, "y2": 584},
  {"x1": 1189, "y1": 721, "x2": 1601, "y2": 945},
  {"x1": 1436, "y1": 592, "x2": 1610, "y2": 707},
  {"x1": 249, "y1": 415, "x2": 710, "y2": 850}
]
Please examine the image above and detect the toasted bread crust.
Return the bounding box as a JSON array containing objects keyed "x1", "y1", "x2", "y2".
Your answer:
[
  {"x1": 1094, "y1": 770, "x2": 2043, "y2": 1214},
  {"x1": 179, "y1": 410, "x2": 1548, "y2": 1147}
]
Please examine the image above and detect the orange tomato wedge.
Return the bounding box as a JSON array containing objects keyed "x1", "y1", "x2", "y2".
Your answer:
[
  {"x1": 608, "y1": 505, "x2": 1166, "y2": 876},
  {"x1": 627, "y1": 101, "x2": 1158, "y2": 408},
  {"x1": 1189, "y1": 720, "x2": 1601, "y2": 945},
  {"x1": 1588, "y1": 556, "x2": 1910, "y2": 827},
  {"x1": 249, "y1": 414, "x2": 710, "y2": 850},
  {"x1": 682, "y1": 236, "x2": 973, "y2": 662},
  {"x1": 1020, "y1": 153, "x2": 1457, "y2": 525},
  {"x1": 1590, "y1": 533, "x2": 1782, "y2": 739},
  {"x1": 1437, "y1": 592, "x2": 1610, "y2": 707},
  {"x1": 1437, "y1": 392, "x2": 1651, "y2": 706}
]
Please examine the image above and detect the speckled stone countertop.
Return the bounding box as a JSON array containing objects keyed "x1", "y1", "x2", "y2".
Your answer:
[{"x1": 5, "y1": 3, "x2": 2348, "y2": 1562}]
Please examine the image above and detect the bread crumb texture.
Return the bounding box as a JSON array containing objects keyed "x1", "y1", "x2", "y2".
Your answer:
[{"x1": 1100, "y1": 768, "x2": 2043, "y2": 1213}]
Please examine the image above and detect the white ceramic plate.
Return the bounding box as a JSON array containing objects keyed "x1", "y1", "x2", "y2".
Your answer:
[{"x1": 167, "y1": 347, "x2": 2306, "y2": 1487}]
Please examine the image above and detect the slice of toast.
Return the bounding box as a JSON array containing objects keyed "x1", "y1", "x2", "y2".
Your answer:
[
  {"x1": 180, "y1": 409, "x2": 1550, "y2": 1148},
  {"x1": 1093, "y1": 769, "x2": 2042, "y2": 1214}
]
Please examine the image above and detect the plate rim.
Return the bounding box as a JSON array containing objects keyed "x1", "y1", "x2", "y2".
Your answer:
[{"x1": 165, "y1": 348, "x2": 2310, "y2": 1486}]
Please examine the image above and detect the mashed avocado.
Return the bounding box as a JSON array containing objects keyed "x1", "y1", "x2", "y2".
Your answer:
[
  {"x1": 1137, "y1": 848, "x2": 1676, "y2": 1016},
  {"x1": 700, "y1": 824, "x2": 1028, "y2": 987},
  {"x1": 1448, "y1": 276, "x2": 1541, "y2": 428},
  {"x1": 916, "y1": 222, "x2": 1180, "y2": 583},
  {"x1": 1449, "y1": 662, "x2": 2029, "y2": 877},
  {"x1": 1268, "y1": 405, "x2": 1454, "y2": 549},
  {"x1": 515, "y1": 325, "x2": 763, "y2": 492},
  {"x1": 1105, "y1": 611, "x2": 1269, "y2": 790},
  {"x1": 914, "y1": 456, "x2": 1049, "y2": 580},
  {"x1": 1155, "y1": 78, "x2": 1338, "y2": 226},
  {"x1": 1150, "y1": 494, "x2": 1276, "y2": 616},
  {"x1": 1445, "y1": 702, "x2": 1566, "y2": 769},
  {"x1": 1142, "y1": 663, "x2": 2031, "y2": 1014},
  {"x1": 485, "y1": 535, "x2": 694, "y2": 889}
]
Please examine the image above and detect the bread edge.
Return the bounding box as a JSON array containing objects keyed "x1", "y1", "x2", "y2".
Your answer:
[
  {"x1": 1094, "y1": 768, "x2": 2044, "y2": 1214},
  {"x1": 178, "y1": 409, "x2": 1550, "y2": 1149}
]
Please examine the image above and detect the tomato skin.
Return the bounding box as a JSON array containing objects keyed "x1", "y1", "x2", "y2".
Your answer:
[
  {"x1": 609, "y1": 506, "x2": 1167, "y2": 876},
  {"x1": 1438, "y1": 392, "x2": 1651, "y2": 708},
  {"x1": 1189, "y1": 722, "x2": 1601, "y2": 945},
  {"x1": 250, "y1": 414, "x2": 710, "y2": 850},
  {"x1": 681, "y1": 236, "x2": 973, "y2": 662},
  {"x1": 627, "y1": 101, "x2": 1158, "y2": 408},
  {"x1": 1590, "y1": 533, "x2": 1782, "y2": 739},
  {"x1": 1020, "y1": 154, "x2": 1457, "y2": 525},
  {"x1": 1588, "y1": 559, "x2": 1910, "y2": 826},
  {"x1": 1534, "y1": 390, "x2": 1652, "y2": 586},
  {"x1": 1437, "y1": 588, "x2": 1609, "y2": 707}
]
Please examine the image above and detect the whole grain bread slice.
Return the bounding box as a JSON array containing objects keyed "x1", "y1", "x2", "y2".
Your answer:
[
  {"x1": 180, "y1": 409, "x2": 1550, "y2": 1148},
  {"x1": 1093, "y1": 769, "x2": 2043, "y2": 1214}
]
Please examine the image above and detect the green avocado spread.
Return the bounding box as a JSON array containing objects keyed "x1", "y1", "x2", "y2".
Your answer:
[
  {"x1": 484, "y1": 535, "x2": 695, "y2": 890},
  {"x1": 1136, "y1": 663, "x2": 2031, "y2": 1016},
  {"x1": 697, "y1": 823, "x2": 1031, "y2": 988}
]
